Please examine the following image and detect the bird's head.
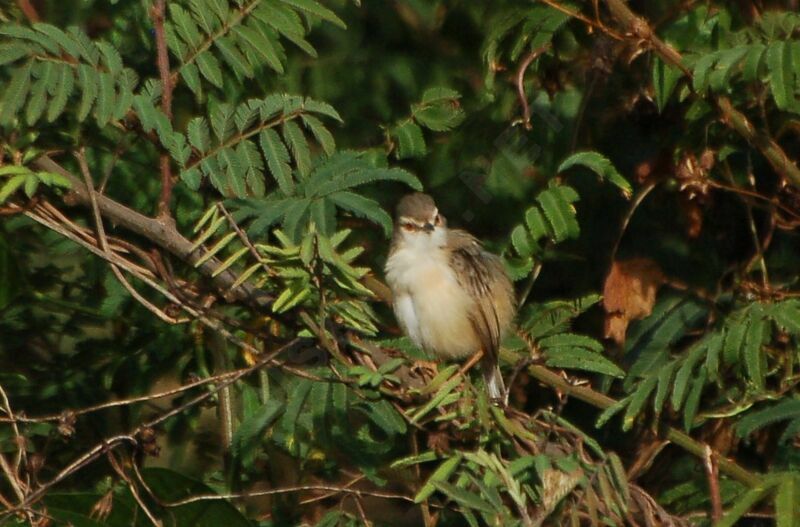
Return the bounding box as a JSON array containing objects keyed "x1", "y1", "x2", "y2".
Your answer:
[{"x1": 394, "y1": 192, "x2": 447, "y2": 249}]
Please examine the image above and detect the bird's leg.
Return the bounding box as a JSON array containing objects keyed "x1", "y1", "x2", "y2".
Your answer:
[
  {"x1": 410, "y1": 360, "x2": 438, "y2": 380},
  {"x1": 458, "y1": 348, "x2": 485, "y2": 378}
]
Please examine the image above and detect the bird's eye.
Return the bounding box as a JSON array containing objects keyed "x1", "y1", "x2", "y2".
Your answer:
[
  {"x1": 401, "y1": 223, "x2": 415, "y2": 232},
  {"x1": 434, "y1": 214, "x2": 442, "y2": 226}
]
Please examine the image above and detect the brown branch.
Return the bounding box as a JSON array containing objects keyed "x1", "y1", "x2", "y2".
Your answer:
[
  {"x1": 76, "y1": 148, "x2": 182, "y2": 324},
  {"x1": 162, "y1": 483, "x2": 416, "y2": 508},
  {"x1": 31, "y1": 155, "x2": 271, "y2": 308},
  {"x1": 151, "y1": 0, "x2": 174, "y2": 219},
  {"x1": 523, "y1": 363, "x2": 762, "y2": 488},
  {"x1": 0, "y1": 369, "x2": 242, "y2": 424},
  {"x1": 16, "y1": 0, "x2": 40, "y2": 22},
  {"x1": 538, "y1": 0, "x2": 623, "y2": 40},
  {"x1": 703, "y1": 444, "x2": 722, "y2": 524},
  {"x1": 515, "y1": 44, "x2": 552, "y2": 130}
]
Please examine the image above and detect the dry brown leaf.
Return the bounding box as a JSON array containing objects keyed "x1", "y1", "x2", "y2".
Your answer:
[{"x1": 603, "y1": 258, "x2": 666, "y2": 345}]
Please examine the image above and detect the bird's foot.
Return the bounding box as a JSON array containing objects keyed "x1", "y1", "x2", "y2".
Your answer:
[{"x1": 410, "y1": 360, "x2": 438, "y2": 380}]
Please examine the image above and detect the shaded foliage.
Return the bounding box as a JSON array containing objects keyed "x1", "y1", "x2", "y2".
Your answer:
[{"x1": 1, "y1": 0, "x2": 800, "y2": 526}]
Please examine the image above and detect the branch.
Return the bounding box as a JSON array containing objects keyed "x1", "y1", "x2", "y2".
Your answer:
[
  {"x1": 600, "y1": 0, "x2": 800, "y2": 187},
  {"x1": 163, "y1": 484, "x2": 416, "y2": 508},
  {"x1": 31, "y1": 155, "x2": 271, "y2": 308},
  {"x1": 151, "y1": 0, "x2": 174, "y2": 219},
  {"x1": 524, "y1": 363, "x2": 762, "y2": 488},
  {"x1": 515, "y1": 43, "x2": 552, "y2": 130}
]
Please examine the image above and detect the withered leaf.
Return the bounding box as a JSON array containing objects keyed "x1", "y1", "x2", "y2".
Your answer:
[{"x1": 603, "y1": 258, "x2": 666, "y2": 345}]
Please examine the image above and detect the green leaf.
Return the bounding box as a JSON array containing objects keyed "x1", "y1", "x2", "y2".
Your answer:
[
  {"x1": 0, "y1": 174, "x2": 27, "y2": 203},
  {"x1": 233, "y1": 24, "x2": 285, "y2": 74},
  {"x1": 196, "y1": 50, "x2": 224, "y2": 88},
  {"x1": 215, "y1": 35, "x2": 253, "y2": 78},
  {"x1": 188, "y1": 117, "x2": 211, "y2": 152},
  {"x1": 766, "y1": 41, "x2": 796, "y2": 111},
  {"x1": 0, "y1": 61, "x2": 32, "y2": 124},
  {"x1": 622, "y1": 376, "x2": 657, "y2": 431},
  {"x1": 736, "y1": 399, "x2": 800, "y2": 437},
  {"x1": 301, "y1": 114, "x2": 335, "y2": 156},
  {"x1": 536, "y1": 186, "x2": 579, "y2": 242},
  {"x1": 682, "y1": 366, "x2": 707, "y2": 430},
  {"x1": 260, "y1": 128, "x2": 294, "y2": 194},
  {"x1": 545, "y1": 346, "x2": 624, "y2": 378},
  {"x1": 46, "y1": 63, "x2": 73, "y2": 122},
  {"x1": 415, "y1": 455, "x2": 462, "y2": 503},
  {"x1": 432, "y1": 480, "x2": 496, "y2": 514},
  {"x1": 95, "y1": 71, "x2": 115, "y2": 125},
  {"x1": 25, "y1": 75, "x2": 48, "y2": 125},
  {"x1": 283, "y1": 120, "x2": 312, "y2": 177},
  {"x1": 510, "y1": 224, "x2": 533, "y2": 257},
  {"x1": 76, "y1": 64, "x2": 98, "y2": 122},
  {"x1": 328, "y1": 191, "x2": 393, "y2": 237},
  {"x1": 776, "y1": 474, "x2": 800, "y2": 527},
  {"x1": 413, "y1": 102, "x2": 464, "y2": 131},
  {"x1": 279, "y1": 0, "x2": 346, "y2": 29},
  {"x1": 231, "y1": 399, "x2": 284, "y2": 463},
  {"x1": 557, "y1": 151, "x2": 631, "y2": 198},
  {"x1": 743, "y1": 315, "x2": 768, "y2": 389},
  {"x1": 717, "y1": 479, "x2": 780, "y2": 527},
  {"x1": 393, "y1": 121, "x2": 426, "y2": 159},
  {"x1": 652, "y1": 57, "x2": 681, "y2": 113},
  {"x1": 421, "y1": 87, "x2": 461, "y2": 104}
]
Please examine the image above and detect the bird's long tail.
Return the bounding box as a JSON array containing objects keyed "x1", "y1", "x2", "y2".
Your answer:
[{"x1": 482, "y1": 359, "x2": 506, "y2": 406}]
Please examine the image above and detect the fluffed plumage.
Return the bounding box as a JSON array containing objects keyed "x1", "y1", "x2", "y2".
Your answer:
[{"x1": 385, "y1": 193, "x2": 516, "y2": 402}]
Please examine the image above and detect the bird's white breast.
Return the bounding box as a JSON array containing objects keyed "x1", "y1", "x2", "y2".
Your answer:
[{"x1": 385, "y1": 242, "x2": 478, "y2": 359}]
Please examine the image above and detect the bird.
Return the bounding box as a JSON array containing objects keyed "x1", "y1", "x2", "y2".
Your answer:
[{"x1": 384, "y1": 192, "x2": 516, "y2": 404}]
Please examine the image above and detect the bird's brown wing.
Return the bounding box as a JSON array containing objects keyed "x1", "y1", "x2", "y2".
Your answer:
[{"x1": 447, "y1": 230, "x2": 510, "y2": 362}]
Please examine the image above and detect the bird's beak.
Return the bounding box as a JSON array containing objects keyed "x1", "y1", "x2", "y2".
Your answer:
[{"x1": 423, "y1": 222, "x2": 434, "y2": 233}]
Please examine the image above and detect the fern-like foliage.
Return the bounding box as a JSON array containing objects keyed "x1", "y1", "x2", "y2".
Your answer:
[
  {"x1": 481, "y1": 3, "x2": 571, "y2": 92},
  {"x1": 0, "y1": 23, "x2": 138, "y2": 125},
  {"x1": 232, "y1": 367, "x2": 405, "y2": 479},
  {"x1": 0, "y1": 164, "x2": 71, "y2": 204},
  {"x1": 166, "y1": 0, "x2": 345, "y2": 96},
  {"x1": 507, "y1": 151, "x2": 629, "y2": 280},
  {"x1": 190, "y1": 205, "x2": 379, "y2": 333},
  {"x1": 388, "y1": 87, "x2": 466, "y2": 160},
  {"x1": 598, "y1": 296, "x2": 800, "y2": 432},
  {"x1": 656, "y1": 9, "x2": 800, "y2": 114},
  {"x1": 173, "y1": 93, "x2": 341, "y2": 197},
  {"x1": 511, "y1": 293, "x2": 624, "y2": 378},
  {"x1": 229, "y1": 150, "x2": 421, "y2": 240},
  {"x1": 399, "y1": 413, "x2": 635, "y2": 526}
]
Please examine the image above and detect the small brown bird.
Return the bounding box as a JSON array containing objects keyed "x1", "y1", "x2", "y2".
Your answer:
[{"x1": 385, "y1": 193, "x2": 516, "y2": 403}]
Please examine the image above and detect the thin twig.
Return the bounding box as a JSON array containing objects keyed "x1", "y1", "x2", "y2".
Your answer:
[
  {"x1": 16, "y1": 0, "x2": 40, "y2": 22},
  {"x1": 217, "y1": 202, "x2": 272, "y2": 275},
  {"x1": 107, "y1": 452, "x2": 162, "y2": 527},
  {"x1": 0, "y1": 369, "x2": 243, "y2": 424},
  {"x1": 76, "y1": 148, "x2": 182, "y2": 324},
  {"x1": 515, "y1": 44, "x2": 552, "y2": 130},
  {"x1": 538, "y1": 0, "x2": 623, "y2": 40},
  {"x1": 609, "y1": 180, "x2": 657, "y2": 264},
  {"x1": 163, "y1": 483, "x2": 416, "y2": 507},
  {"x1": 703, "y1": 445, "x2": 722, "y2": 524}
]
